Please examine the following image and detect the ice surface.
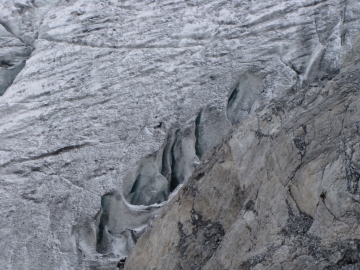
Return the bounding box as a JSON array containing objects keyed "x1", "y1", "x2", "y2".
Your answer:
[{"x1": 0, "y1": 0, "x2": 359, "y2": 268}]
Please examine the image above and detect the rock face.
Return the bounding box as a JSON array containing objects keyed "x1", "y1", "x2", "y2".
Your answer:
[
  {"x1": 125, "y1": 38, "x2": 360, "y2": 269},
  {"x1": 0, "y1": 0, "x2": 359, "y2": 269}
]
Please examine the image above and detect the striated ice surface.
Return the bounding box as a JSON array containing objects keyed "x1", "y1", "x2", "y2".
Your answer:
[{"x1": 0, "y1": 0, "x2": 359, "y2": 269}]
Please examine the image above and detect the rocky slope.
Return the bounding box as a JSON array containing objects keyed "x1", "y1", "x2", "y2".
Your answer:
[
  {"x1": 125, "y1": 35, "x2": 360, "y2": 269},
  {"x1": 0, "y1": 0, "x2": 359, "y2": 269}
]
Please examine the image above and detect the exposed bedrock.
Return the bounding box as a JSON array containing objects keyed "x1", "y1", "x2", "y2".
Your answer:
[
  {"x1": 125, "y1": 43, "x2": 360, "y2": 269},
  {"x1": 0, "y1": 0, "x2": 360, "y2": 269}
]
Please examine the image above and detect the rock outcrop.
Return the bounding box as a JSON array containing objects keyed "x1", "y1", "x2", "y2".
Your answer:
[
  {"x1": 0, "y1": 0, "x2": 359, "y2": 269},
  {"x1": 125, "y1": 36, "x2": 360, "y2": 269}
]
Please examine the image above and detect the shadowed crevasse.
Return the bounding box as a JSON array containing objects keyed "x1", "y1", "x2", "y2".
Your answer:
[
  {"x1": 124, "y1": 119, "x2": 198, "y2": 207},
  {"x1": 0, "y1": 21, "x2": 33, "y2": 96},
  {"x1": 95, "y1": 77, "x2": 249, "y2": 257},
  {"x1": 96, "y1": 76, "x2": 258, "y2": 256},
  {"x1": 194, "y1": 109, "x2": 203, "y2": 159},
  {"x1": 95, "y1": 117, "x2": 199, "y2": 255},
  {"x1": 96, "y1": 195, "x2": 110, "y2": 254},
  {"x1": 0, "y1": 59, "x2": 27, "y2": 96},
  {"x1": 226, "y1": 72, "x2": 261, "y2": 125}
]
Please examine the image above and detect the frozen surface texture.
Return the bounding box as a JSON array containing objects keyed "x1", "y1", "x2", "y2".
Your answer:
[{"x1": 0, "y1": 0, "x2": 359, "y2": 269}]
